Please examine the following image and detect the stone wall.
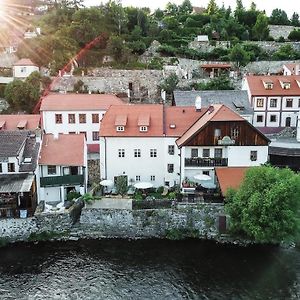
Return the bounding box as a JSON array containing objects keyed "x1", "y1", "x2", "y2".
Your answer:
[
  {"x1": 0, "y1": 204, "x2": 225, "y2": 244},
  {"x1": 88, "y1": 159, "x2": 100, "y2": 185},
  {"x1": 269, "y1": 25, "x2": 300, "y2": 40}
]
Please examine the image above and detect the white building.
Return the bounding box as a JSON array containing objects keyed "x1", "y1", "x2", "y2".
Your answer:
[
  {"x1": 37, "y1": 133, "x2": 87, "y2": 204},
  {"x1": 13, "y1": 58, "x2": 39, "y2": 78},
  {"x1": 242, "y1": 75, "x2": 300, "y2": 134},
  {"x1": 176, "y1": 104, "x2": 269, "y2": 191},
  {"x1": 100, "y1": 104, "x2": 206, "y2": 188},
  {"x1": 40, "y1": 93, "x2": 124, "y2": 156},
  {"x1": 283, "y1": 63, "x2": 300, "y2": 76}
]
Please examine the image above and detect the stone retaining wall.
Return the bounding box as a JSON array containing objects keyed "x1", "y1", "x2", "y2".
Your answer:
[{"x1": 0, "y1": 204, "x2": 225, "y2": 244}]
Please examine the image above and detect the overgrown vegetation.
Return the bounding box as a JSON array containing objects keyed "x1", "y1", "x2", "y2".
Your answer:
[
  {"x1": 225, "y1": 166, "x2": 300, "y2": 243},
  {"x1": 28, "y1": 231, "x2": 70, "y2": 242}
]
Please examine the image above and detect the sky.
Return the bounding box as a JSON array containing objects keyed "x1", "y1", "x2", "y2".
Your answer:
[{"x1": 84, "y1": 0, "x2": 300, "y2": 17}]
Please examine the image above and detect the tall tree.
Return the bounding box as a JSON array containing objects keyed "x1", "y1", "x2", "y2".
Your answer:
[
  {"x1": 291, "y1": 12, "x2": 300, "y2": 27},
  {"x1": 178, "y1": 0, "x2": 193, "y2": 15},
  {"x1": 229, "y1": 44, "x2": 250, "y2": 67},
  {"x1": 207, "y1": 0, "x2": 218, "y2": 16},
  {"x1": 252, "y1": 13, "x2": 269, "y2": 40},
  {"x1": 269, "y1": 8, "x2": 290, "y2": 25}
]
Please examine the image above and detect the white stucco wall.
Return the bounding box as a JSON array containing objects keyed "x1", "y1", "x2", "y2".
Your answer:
[
  {"x1": 42, "y1": 110, "x2": 105, "y2": 145},
  {"x1": 227, "y1": 146, "x2": 268, "y2": 166},
  {"x1": 100, "y1": 137, "x2": 180, "y2": 187},
  {"x1": 13, "y1": 65, "x2": 39, "y2": 78}
]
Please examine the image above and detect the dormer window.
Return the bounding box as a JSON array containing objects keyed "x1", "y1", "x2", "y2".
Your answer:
[
  {"x1": 280, "y1": 80, "x2": 291, "y2": 89},
  {"x1": 140, "y1": 126, "x2": 148, "y2": 132},
  {"x1": 116, "y1": 126, "x2": 124, "y2": 132},
  {"x1": 263, "y1": 80, "x2": 273, "y2": 90}
]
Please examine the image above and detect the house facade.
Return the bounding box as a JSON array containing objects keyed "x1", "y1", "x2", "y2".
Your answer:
[
  {"x1": 37, "y1": 134, "x2": 87, "y2": 204},
  {"x1": 0, "y1": 131, "x2": 40, "y2": 218},
  {"x1": 100, "y1": 105, "x2": 206, "y2": 188},
  {"x1": 13, "y1": 58, "x2": 39, "y2": 78},
  {"x1": 242, "y1": 75, "x2": 300, "y2": 133},
  {"x1": 176, "y1": 104, "x2": 269, "y2": 191}
]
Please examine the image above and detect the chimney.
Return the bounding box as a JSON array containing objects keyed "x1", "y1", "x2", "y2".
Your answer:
[
  {"x1": 53, "y1": 132, "x2": 59, "y2": 140},
  {"x1": 195, "y1": 96, "x2": 202, "y2": 111},
  {"x1": 297, "y1": 112, "x2": 300, "y2": 142}
]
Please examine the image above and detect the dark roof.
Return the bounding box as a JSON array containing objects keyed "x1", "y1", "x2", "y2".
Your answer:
[
  {"x1": 19, "y1": 136, "x2": 40, "y2": 172},
  {"x1": 0, "y1": 131, "x2": 28, "y2": 157},
  {"x1": 0, "y1": 173, "x2": 34, "y2": 193},
  {"x1": 173, "y1": 90, "x2": 253, "y2": 116},
  {"x1": 269, "y1": 146, "x2": 300, "y2": 157}
]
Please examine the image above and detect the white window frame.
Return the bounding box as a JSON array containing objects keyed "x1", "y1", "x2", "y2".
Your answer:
[
  {"x1": 116, "y1": 126, "x2": 124, "y2": 132},
  {"x1": 118, "y1": 149, "x2": 125, "y2": 158},
  {"x1": 150, "y1": 149, "x2": 157, "y2": 157},
  {"x1": 134, "y1": 149, "x2": 141, "y2": 157},
  {"x1": 140, "y1": 126, "x2": 148, "y2": 132}
]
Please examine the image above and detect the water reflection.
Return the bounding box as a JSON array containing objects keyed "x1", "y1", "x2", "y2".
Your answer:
[{"x1": 0, "y1": 239, "x2": 299, "y2": 299}]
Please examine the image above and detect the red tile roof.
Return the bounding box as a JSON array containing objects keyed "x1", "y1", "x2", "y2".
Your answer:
[
  {"x1": 176, "y1": 104, "x2": 244, "y2": 147},
  {"x1": 0, "y1": 115, "x2": 40, "y2": 130},
  {"x1": 13, "y1": 58, "x2": 37, "y2": 66},
  {"x1": 87, "y1": 144, "x2": 100, "y2": 153},
  {"x1": 100, "y1": 105, "x2": 207, "y2": 137},
  {"x1": 215, "y1": 167, "x2": 249, "y2": 196},
  {"x1": 201, "y1": 63, "x2": 231, "y2": 69},
  {"x1": 40, "y1": 93, "x2": 124, "y2": 111},
  {"x1": 100, "y1": 104, "x2": 164, "y2": 137},
  {"x1": 39, "y1": 134, "x2": 85, "y2": 166},
  {"x1": 245, "y1": 75, "x2": 300, "y2": 96}
]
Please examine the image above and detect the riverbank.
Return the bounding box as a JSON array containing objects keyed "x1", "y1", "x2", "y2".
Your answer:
[{"x1": 0, "y1": 204, "x2": 231, "y2": 247}]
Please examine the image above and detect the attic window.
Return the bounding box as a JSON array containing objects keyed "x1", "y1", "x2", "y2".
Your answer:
[
  {"x1": 233, "y1": 102, "x2": 244, "y2": 111},
  {"x1": 263, "y1": 81, "x2": 273, "y2": 90},
  {"x1": 169, "y1": 124, "x2": 176, "y2": 129},
  {"x1": 17, "y1": 120, "x2": 27, "y2": 130},
  {"x1": 282, "y1": 82, "x2": 291, "y2": 89},
  {"x1": 140, "y1": 126, "x2": 148, "y2": 132},
  {"x1": 116, "y1": 126, "x2": 124, "y2": 132},
  {"x1": 23, "y1": 157, "x2": 32, "y2": 163}
]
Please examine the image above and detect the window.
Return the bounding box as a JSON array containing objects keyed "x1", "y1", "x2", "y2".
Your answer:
[
  {"x1": 92, "y1": 114, "x2": 99, "y2": 124},
  {"x1": 256, "y1": 115, "x2": 263, "y2": 123},
  {"x1": 150, "y1": 175, "x2": 155, "y2": 181},
  {"x1": 20, "y1": 67, "x2": 26, "y2": 73},
  {"x1": 150, "y1": 149, "x2": 157, "y2": 157},
  {"x1": 47, "y1": 165, "x2": 56, "y2": 175},
  {"x1": 167, "y1": 164, "x2": 174, "y2": 173},
  {"x1": 134, "y1": 149, "x2": 141, "y2": 157},
  {"x1": 168, "y1": 145, "x2": 174, "y2": 155},
  {"x1": 68, "y1": 114, "x2": 75, "y2": 124},
  {"x1": 285, "y1": 117, "x2": 291, "y2": 127},
  {"x1": 69, "y1": 132, "x2": 76, "y2": 134},
  {"x1": 203, "y1": 149, "x2": 210, "y2": 158},
  {"x1": 256, "y1": 98, "x2": 264, "y2": 107},
  {"x1": 92, "y1": 131, "x2": 99, "y2": 141},
  {"x1": 203, "y1": 170, "x2": 210, "y2": 176},
  {"x1": 191, "y1": 148, "x2": 198, "y2": 158},
  {"x1": 0, "y1": 163, "x2": 2, "y2": 173},
  {"x1": 135, "y1": 175, "x2": 140, "y2": 181},
  {"x1": 79, "y1": 114, "x2": 86, "y2": 123},
  {"x1": 286, "y1": 99, "x2": 293, "y2": 108},
  {"x1": 298, "y1": 99, "x2": 300, "y2": 108},
  {"x1": 270, "y1": 115, "x2": 277, "y2": 122},
  {"x1": 250, "y1": 150, "x2": 257, "y2": 161},
  {"x1": 55, "y1": 114, "x2": 62, "y2": 124},
  {"x1": 214, "y1": 148, "x2": 223, "y2": 158},
  {"x1": 63, "y1": 167, "x2": 70, "y2": 175},
  {"x1": 230, "y1": 128, "x2": 239, "y2": 139},
  {"x1": 270, "y1": 98, "x2": 277, "y2": 108},
  {"x1": 7, "y1": 163, "x2": 15, "y2": 172},
  {"x1": 118, "y1": 149, "x2": 125, "y2": 157},
  {"x1": 116, "y1": 126, "x2": 124, "y2": 132},
  {"x1": 140, "y1": 126, "x2": 148, "y2": 132},
  {"x1": 214, "y1": 128, "x2": 221, "y2": 137}
]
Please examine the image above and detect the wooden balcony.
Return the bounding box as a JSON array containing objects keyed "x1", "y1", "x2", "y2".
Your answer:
[
  {"x1": 40, "y1": 174, "x2": 84, "y2": 187},
  {"x1": 185, "y1": 157, "x2": 228, "y2": 167}
]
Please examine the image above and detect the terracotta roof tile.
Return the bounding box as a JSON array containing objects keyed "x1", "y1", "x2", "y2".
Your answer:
[
  {"x1": 40, "y1": 93, "x2": 124, "y2": 111},
  {"x1": 39, "y1": 134, "x2": 85, "y2": 166},
  {"x1": 215, "y1": 167, "x2": 249, "y2": 196},
  {"x1": 201, "y1": 63, "x2": 231, "y2": 69},
  {"x1": 138, "y1": 113, "x2": 150, "y2": 126},
  {"x1": 13, "y1": 58, "x2": 37, "y2": 66},
  {"x1": 115, "y1": 114, "x2": 127, "y2": 126},
  {"x1": 0, "y1": 115, "x2": 40, "y2": 130},
  {"x1": 245, "y1": 75, "x2": 300, "y2": 96}
]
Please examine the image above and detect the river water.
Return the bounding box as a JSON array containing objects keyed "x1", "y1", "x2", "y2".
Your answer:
[{"x1": 0, "y1": 239, "x2": 299, "y2": 300}]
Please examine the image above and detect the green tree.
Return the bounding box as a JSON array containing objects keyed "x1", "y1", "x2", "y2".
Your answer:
[
  {"x1": 288, "y1": 29, "x2": 300, "y2": 41},
  {"x1": 115, "y1": 176, "x2": 128, "y2": 196},
  {"x1": 272, "y1": 44, "x2": 300, "y2": 60},
  {"x1": 192, "y1": 74, "x2": 234, "y2": 90},
  {"x1": 229, "y1": 44, "x2": 250, "y2": 67},
  {"x1": 291, "y1": 12, "x2": 300, "y2": 27},
  {"x1": 252, "y1": 13, "x2": 269, "y2": 40},
  {"x1": 225, "y1": 166, "x2": 300, "y2": 243},
  {"x1": 269, "y1": 8, "x2": 290, "y2": 25},
  {"x1": 207, "y1": 0, "x2": 218, "y2": 16},
  {"x1": 159, "y1": 73, "x2": 179, "y2": 94},
  {"x1": 178, "y1": 0, "x2": 193, "y2": 15}
]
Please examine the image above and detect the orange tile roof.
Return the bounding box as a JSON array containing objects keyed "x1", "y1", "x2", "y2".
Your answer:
[
  {"x1": 215, "y1": 167, "x2": 249, "y2": 196},
  {"x1": 40, "y1": 93, "x2": 124, "y2": 111},
  {"x1": 245, "y1": 75, "x2": 300, "y2": 96},
  {"x1": 13, "y1": 58, "x2": 37, "y2": 66},
  {"x1": 100, "y1": 104, "x2": 164, "y2": 137},
  {"x1": 176, "y1": 104, "x2": 244, "y2": 147},
  {"x1": 201, "y1": 63, "x2": 231, "y2": 69},
  {"x1": 115, "y1": 114, "x2": 127, "y2": 126},
  {"x1": 164, "y1": 106, "x2": 207, "y2": 137},
  {"x1": 138, "y1": 113, "x2": 150, "y2": 126},
  {"x1": 39, "y1": 134, "x2": 85, "y2": 166},
  {"x1": 0, "y1": 115, "x2": 40, "y2": 130}
]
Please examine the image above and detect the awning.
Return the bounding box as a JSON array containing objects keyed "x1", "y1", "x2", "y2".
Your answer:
[
  {"x1": 215, "y1": 167, "x2": 249, "y2": 196},
  {"x1": 0, "y1": 173, "x2": 34, "y2": 193}
]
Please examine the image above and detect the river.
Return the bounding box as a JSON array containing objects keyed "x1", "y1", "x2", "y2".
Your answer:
[{"x1": 0, "y1": 239, "x2": 299, "y2": 299}]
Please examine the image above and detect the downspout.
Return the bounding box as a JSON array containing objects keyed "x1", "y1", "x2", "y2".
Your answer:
[{"x1": 104, "y1": 137, "x2": 107, "y2": 179}]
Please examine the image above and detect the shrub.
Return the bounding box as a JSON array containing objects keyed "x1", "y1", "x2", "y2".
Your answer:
[{"x1": 67, "y1": 191, "x2": 81, "y2": 201}]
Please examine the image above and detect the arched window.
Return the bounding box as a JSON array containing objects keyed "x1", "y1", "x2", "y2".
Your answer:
[{"x1": 285, "y1": 117, "x2": 291, "y2": 127}]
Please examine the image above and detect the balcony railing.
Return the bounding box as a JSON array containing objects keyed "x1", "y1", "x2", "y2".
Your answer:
[
  {"x1": 185, "y1": 157, "x2": 228, "y2": 167},
  {"x1": 40, "y1": 174, "x2": 84, "y2": 187}
]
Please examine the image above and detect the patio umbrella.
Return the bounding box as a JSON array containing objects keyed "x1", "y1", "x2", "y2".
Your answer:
[
  {"x1": 194, "y1": 174, "x2": 211, "y2": 181},
  {"x1": 201, "y1": 182, "x2": 216, "y2": 189},
  {"x1": 100, "y1": 179, "x2": 114, "y2": 187},
  {"x1": 134, "y1": 182, "x2": 153, "y2": 189}
]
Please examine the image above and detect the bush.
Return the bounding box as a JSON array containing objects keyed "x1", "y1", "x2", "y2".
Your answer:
[
  {"x1": 156, "y1": 186, "x2": 164, "y2": 194},
  {"x1": 67, "y1": 191, "x2": 81, "y2": 201},
  {"x1": 167, "y1": 192, "x2": 176, "y2": 199}
]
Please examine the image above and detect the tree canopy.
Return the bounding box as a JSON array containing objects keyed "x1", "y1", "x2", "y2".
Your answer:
[{"x1": 225, "y1": 166, "x2": 300, "y2": 243}]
